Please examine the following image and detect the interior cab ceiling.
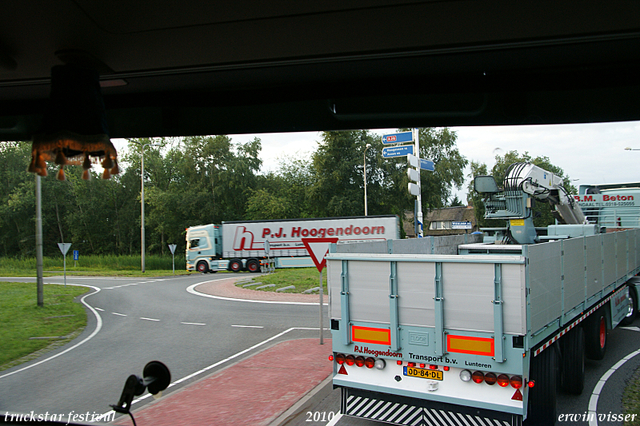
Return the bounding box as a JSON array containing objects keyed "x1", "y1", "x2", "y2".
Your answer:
[{"x1": 1, "y1": 0, "x2": 640, "y2": 139}]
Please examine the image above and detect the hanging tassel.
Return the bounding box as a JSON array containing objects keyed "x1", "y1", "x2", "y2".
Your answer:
[
  {"x1": 102, "y1": 168, "x2": 111, "y2": 179},
  {"x1": 57, "y1": 166, "x2": 66, "y2": 181},
  {"x1": 110, "y1": 159, "x2": 120, "y2": 176},
  {"x1": 82, "y1": 168, "x2": 91, "y2": 180},
  {"x1": 36, "y1": 154, "x2": 48, "y2": 177},
  {"x1": 54, "y1": 150, "x2": 68, "y2": 165},
  {"x1": 101, "y1": 155, "x2": 114, "y2": 170},
  {"x1": 28, "y1": 156, "x2": 38, "y2": 174}
]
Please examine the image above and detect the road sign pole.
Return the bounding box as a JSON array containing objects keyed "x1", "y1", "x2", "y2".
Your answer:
[
  {"x1": 414, "y1": 128, "x2": 423, "y2": 237},
  {"x1": 63, "y1": 252, "x2": 67, "y2": 286},
  {"x1": 319, "y1": 269, "x2": 324, "y2": 345}
]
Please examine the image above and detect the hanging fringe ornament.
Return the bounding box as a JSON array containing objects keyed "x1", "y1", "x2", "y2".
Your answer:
[
  {"x1": 28, "y1": 64, "x2": 119, "y2": 180},
  {"x1": 57, "y1": 166, "x2": 66, "y2": 181}
]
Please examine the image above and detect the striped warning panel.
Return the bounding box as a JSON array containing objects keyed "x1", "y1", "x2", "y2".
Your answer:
[{"x1": 345, "y1": 394, "x2": 514, "y2": 426}]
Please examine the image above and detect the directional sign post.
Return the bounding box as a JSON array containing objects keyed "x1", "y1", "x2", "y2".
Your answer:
[
  {"x1": 168, "y1": 244, "x2": 177, "y2": 274},
  {"x1": 57, "y1": 243, "x2": 72, "y2": 286},
  {"x1": 382, "y1": 145, "x2": 414, "y2": 158},
  {"x1": 73, "y1": 250, "x2": 79, "y2": 268},
  {"x1": 382, "y1": 131, "x2": 414, "y2": 144},
  {"x1": 302, "y1": 237, "x2": 339, "y2": 345}
]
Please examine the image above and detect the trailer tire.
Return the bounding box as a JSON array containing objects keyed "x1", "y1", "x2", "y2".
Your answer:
[
  {"x1": 196, "y1": 261, "x2": 209, "y2": 273},
  {"x1": 229, "y1": 259, "x2": 242, "y2": 272},
  {"x1": 560, "y1": 327, "x2": 585, "y2": 395},
  {"x1": 585, "y1": 309, "x2": 608, "y2": 360},
  {"x1": 246, "y1": 258, "x2": 260, "y2": 273},
  {"x1": 621, "y1": 286, "x2": 637, "y2": 326},
  {"x1": 525, "y1": 345, "x2": 557, "y2": 426}
]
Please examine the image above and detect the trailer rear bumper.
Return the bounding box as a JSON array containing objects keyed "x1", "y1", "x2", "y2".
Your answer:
[{"x1": 340, "y1": 386, "x2": 522, "y2": 426}]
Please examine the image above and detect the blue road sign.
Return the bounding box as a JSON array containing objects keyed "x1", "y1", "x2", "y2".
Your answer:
[
  {"x1": 420, "y1": 158, "x2": 435, "y2": 171},
  {"x1": 382, "y1": 131, "x2": 413, "y2": 144},
  {"x1": 73, "y1": 250, "x2": 79, "y2": 260},
  {"x1": 383, "y1": 145, "x2": 414, "y2": 158}
]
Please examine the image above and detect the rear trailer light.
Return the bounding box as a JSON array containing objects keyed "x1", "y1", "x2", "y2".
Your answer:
[
  {"x1": 328, "y1": 355, "x2": 334, "y2": 361},
  {"x1": 484, "y1": 372, "x2": 497, "y2": 385},
  {"x1": 346, "y1": 355, "x2": 355, "y2": 366},
  {"x1": 355, "y1": 356, "x2": 365, "y2": 367},
  {"x1": 497, "y1": 374, "x2": 510, "y2": 387},
  {"x1": 374, "y1": 359, "x2": 386, "y2": 370},
  {"x1": 335, "y1": 353, "x2": 345, "y2": 365},
  {"x1": 510, "y1": 376, "x2": 523, "y2": 389},
  {"x1": 459, "y1": 370, "x2": 472, "y2": 382},
  {"x1": 364, "y1": 357, "x2": 375, "y2": 368},
  {"x1": 471, "y1": 371, "x2": 484, "y2": 384}
]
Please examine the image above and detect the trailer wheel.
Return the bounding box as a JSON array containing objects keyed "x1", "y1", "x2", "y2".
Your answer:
[
  {"x1": 525, "y1": 345, "x2": 557, "y2": 426},
  {"x1": 246, "y1": 258, "x2": 260, "y2": 273},
  {"x1": 229, "y1": 259, "x2": 242, "y2": 272},
  {"x1": 585, "y1": 309, "x2": 608, "y2": 360},
  {"x1": 560, "y1": 327, "x2": 585, "y2": 395},
  {"x1": 196, "y1": 261, "x2": 209, "y2": 273},
  {"x1": 621, "y1": 286, "x2": 637, "y2": 326}
]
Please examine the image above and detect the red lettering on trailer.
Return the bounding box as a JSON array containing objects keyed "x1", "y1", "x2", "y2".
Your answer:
[
  {"x1": 603, "y1": 194, "x2": 634, "y2": 201},
  {"x1": 262, "y1": 228, "x2": 270, "y2": 238},
  {"x1": 287, "y1": 224, "x2": 387, "y2": 239}
]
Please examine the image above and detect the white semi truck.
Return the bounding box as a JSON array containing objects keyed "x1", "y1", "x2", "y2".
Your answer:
[
  {"x1": 185, "y1": 215, "x2": 399, "y2": 273},
  {"x1": 327, "y1": 163, "x2": 639, "y2": 425}
]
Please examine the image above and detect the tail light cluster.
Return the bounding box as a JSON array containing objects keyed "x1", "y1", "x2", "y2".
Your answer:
[
  {"x1": 459, "y1": 369, "x2": 525, "y2": 388},
  {"x1": 331, "y1": 353, "x2": 386, "y2": 370}
]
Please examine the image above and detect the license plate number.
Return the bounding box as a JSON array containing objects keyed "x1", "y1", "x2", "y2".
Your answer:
[{"x1": 403, "y1": 367, "x2": 443, "y2": 381}]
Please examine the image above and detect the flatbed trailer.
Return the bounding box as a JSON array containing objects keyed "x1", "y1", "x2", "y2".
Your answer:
[{"x1": 327, "y1": 230, "x2": 640, "y2": 425}]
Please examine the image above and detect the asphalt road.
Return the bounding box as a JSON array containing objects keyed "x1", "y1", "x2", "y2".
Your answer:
[
  {"x1": 0, "y1": 274, "x2": 329, "y2": 423},
  {"x1": 283, "y1": 316, "x2": 640, "y2": 426}
]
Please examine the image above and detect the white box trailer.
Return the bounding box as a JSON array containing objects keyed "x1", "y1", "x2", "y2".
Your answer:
[
  {"x1": 186, "y1": 215, "x2": 399, "y2": 273},
  {"x1": 327, "y1": 230, "x2": 639, "y2": 425}
]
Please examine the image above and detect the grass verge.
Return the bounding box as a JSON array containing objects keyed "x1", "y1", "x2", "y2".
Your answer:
[
  {"x1": 623, "y1": 364, "x2": 640, "y2": 426},
  {"x1": 235, "y1": 268, "x2": 327, "y2": 293},
  {"x1": 0, "y1": 282, "x2": 88, "y2": 371}
]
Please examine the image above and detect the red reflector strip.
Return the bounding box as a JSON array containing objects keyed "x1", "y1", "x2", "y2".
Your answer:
[
  {"x1": 447, "y1": 335, "x2": 494, "y2": 356},
  {"x1": 351, "y1": 326, "x2": 391, "y2": 345}
]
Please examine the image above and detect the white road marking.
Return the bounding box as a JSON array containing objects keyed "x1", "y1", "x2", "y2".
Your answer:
[
  {"x1": 231, "y1": 324, "x2": 264, "y2": 329},
  {"x1": 588, "y1": 348, "x2": 640, "y2": 426},
  {"x1": 326, "y1": 413, "x2": 343, "y2": 426},
  {"x1": 140, "y1": 317, "x2": 160, "y2": 322},
  {"x1": 95, "y1": 307, "x2": 104, "y2": 312},
  {"x1": 187, "y1": 281, "x2": 327, "y2": 306},
  {"x1": 104, "y1": 279, "x2": 166, "y2": 290},
  {"x1": 620, "y1": 326, "x2": 640, "y2": 332},
  {"x1": 112, "y1": 312, "x2": 127, "y2": 317},
  {"x1": 0, "y1": 284, "x2": 103, "y2": 380},
  {"x1": 181, "y1": 322, "x2": 206, "y2": 326},
  {"x1": 100, "y1": 327, "x2": 320, "y2": 419}
]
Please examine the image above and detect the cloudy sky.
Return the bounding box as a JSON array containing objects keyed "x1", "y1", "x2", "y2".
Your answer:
[{"x1": 115, "y1": 120, "x2": 640, "y2": 202}]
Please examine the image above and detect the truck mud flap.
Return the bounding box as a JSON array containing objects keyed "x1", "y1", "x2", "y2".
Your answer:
[{"x1": 341, "y1": 387, "x2": 521, "y2": 426}]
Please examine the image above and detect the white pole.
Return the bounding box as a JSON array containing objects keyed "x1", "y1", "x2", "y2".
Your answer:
[
  {"x1": 141, "y1": 148, "x2": 146, "y2": 273},
  {"x1": 414, "y1": 128, "x2": 423, "y2": 237},
  {"x1": 364, "y1": 144, "x2": 371, "y2": 216},
  {"x1": 319, "y1": 269, "x2": 324, "y2": 345},
  {"x1": 36, "y1": 175, "x2": 44, "y2": 306}
]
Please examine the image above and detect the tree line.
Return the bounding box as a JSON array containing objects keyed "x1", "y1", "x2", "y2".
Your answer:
[{"x1": 1, "y1": 129, "x2": 470, "y2": 258}]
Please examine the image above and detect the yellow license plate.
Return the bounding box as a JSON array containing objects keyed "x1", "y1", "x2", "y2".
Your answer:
[{"x1": 404, "y1": 367, "x2": 443, "y2": 381}]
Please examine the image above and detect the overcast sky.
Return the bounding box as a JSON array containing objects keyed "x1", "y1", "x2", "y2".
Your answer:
[{"x1": 115, "y1": 120, "x2": 640, "y2": 202}]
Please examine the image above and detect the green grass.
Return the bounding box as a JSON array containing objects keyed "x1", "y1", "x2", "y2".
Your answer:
[
  {"x1": 0, "y1": 282, "x2": 89, "y2": 371},
  {"x1": 0, "y1": 254, "x2": 193, "y2": 277},
  {"x1": 623, "y1": 364, "x2": 640, "y2": 426},
  {"x1": 236, "y1": 267, "x2": 328, "y2": 293}
]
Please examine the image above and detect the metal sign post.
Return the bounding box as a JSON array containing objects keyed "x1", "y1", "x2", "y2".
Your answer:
[
  {"x1": 57, "y1": 243, "x2": 72, "y2": 286},
  {"x1": 301, "y1": 237, "x2": 339, "y2": 345},
  {"x1": 168, "y1": 244, "x2": 177, "y2": 274}
]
